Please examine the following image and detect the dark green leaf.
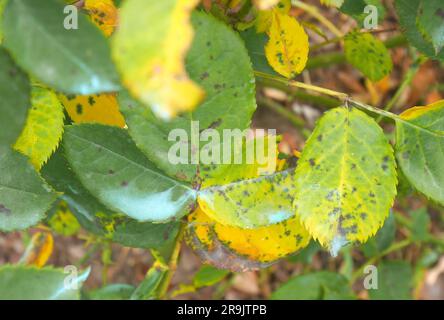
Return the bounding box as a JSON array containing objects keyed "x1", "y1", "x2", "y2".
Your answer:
[
  {"x1": 416, "y1": 0, "x2": 444, "y2": 55},
  {"x1": 193, "y1": 265, "x2": 230, "y2": 288},
  {"x1": 0, "y1": 149, "x2": 57, "y2": 231},
  {"x1": 368, "y1": 261, "x2": 413, "y2": 300},
  {"x1": 86, "y1": 283, "x2": 135, "y2": 300},
  {"x1": 130, "y1": 263, "x2": 168, "y2": 300},
  {"x1": 0, "y1": 46, "x2": 30, "y2": 156},
  {"x1": 361, "y1": 211, "x2": 396, "y2": 258},
  {"x1": 340, "y1": 0, "x2": 386, "y2": 26},
  {"x1": 409, "y1": 207, "x2": 430, "y2": 242},
  {"x1": 3, "y1": 0, "x2": 120, "y2": 94}
]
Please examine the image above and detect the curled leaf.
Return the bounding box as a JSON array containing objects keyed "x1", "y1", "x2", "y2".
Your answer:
[{"x1": 20, "y1": 232, "x2": 54, "y2": 268}]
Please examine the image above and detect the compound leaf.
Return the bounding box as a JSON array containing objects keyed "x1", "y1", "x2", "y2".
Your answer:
[
  {"x1": 112, "y1": 0, "x2": 204, "y2": 120},
  {"x1": 344, "y1": 31, "x2": 393, "y2": 82},
  {"x1": 265, "y1": 11, "x2": 309, "y2": 78},
  {"x1": 63, "y1": 124, "x2": 197, "y2": 222},
  {"x1": 14, "y1": 86, "x2": 65, "y2": 170},
  {"x1": 0, "y1": 149, "x2": 57, "y2": 232},
  {"x1": 293, "y1": 107, "x2": 397, "y2": 256},
  {"x1": 3, "y1": 0, "x2": 120, "y2": 94},
  {"x1": 395, "y1": 100, "x2": 444, "y2": 205}
]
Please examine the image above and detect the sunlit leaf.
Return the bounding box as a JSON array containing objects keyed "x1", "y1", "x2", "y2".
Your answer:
[
  {"x1": 253, "y1": 0, "x2": 279, "y2": 10},
  {"x1": 20, "y1": 232, "x2": 54, "y2": 268},
  {"x1": 293, "y1": 107, "x2": 397, "y2": 256},
  {"x1": 256, "y1": 0, "x2": 290, "y2": 33},
  {"x1": 112, "y1": 0, "x2": 204, "y2": 120},
  {"x1": 265, "y1": 11, "x2": 309, "y2": 78},
  {"x1": 395, "y1": 100, "x2": 444, "y2": 205},
  {"x1": 63, "y1": 124, "x2": 197, "y2": 222},
  {"x1": 0, "y1": 149, "x2": 57, "y2": 232},
  {"x1": 344, "y1": 31, "x2": 393, "y2": 82},
  {"x1": 59, "y1": 93, "x2": 125, "y2": 128},
  {"x1": 14, "y1": 86, "x2": 65, "y2": 170}
]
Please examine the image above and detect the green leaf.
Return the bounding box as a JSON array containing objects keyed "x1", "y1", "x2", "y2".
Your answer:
[
  {"x1": 0, "y1": 265, "x2": 89, "y2": 300},
  {"x1": 193, "y1": 265, "x2": 230, "y2": 288},
  {"x1": 87, "y1": 283, "x2": 135, "y2": 300},
  {"x1": 63, "y1": 124, "x2": 197, "y2": 222},
  {"x1": 0, "y1": 149, "x2": 57, "y2": 231},
  {"x1": 368, "y1": 261, "x2": 413, "y2": 300},
  {"x1": 240, "y1": 28, "x2": 277, "y2": 76},
  {"x1": 395, "y1": 0, "x2": 444, "y2": 61},
  {"x1": 395, "y1": 101, "x2": 444, "y2": 205},
  {"x1": 0, "y1": 46, "x2": 30, "y2": 156},
  {"x1": 119, "y1": 12, "x2": 256, "y2": 183},
  {"x1": 0, "y1": 0, "x2": 7, "y2": 43},
  {"x1": 3, "y1": 0, "x2": 119, "y2": 94},
  {"x1": 344, "y1": 31, "x2": 393, "y2": 82},
  {"x1": 293, "y1": 107, "x2": 397, "y2": 256},
  {"x1": 416, "y1": 0, "x2": 444, "y2": 55},
  {"x1": 271, "y1": 272, "x2": 355, "y2": 300},
  {"x1": 42, "y1": 146, "x2": 182, "y2": 259},
  {"x1": 198, "y1": 169, "x2": 296, "y2": 228},
  {"x1": 360, "y1": 211, "x2": 396, "y2": 258},
  {"x1": 340, "y1": 0, "x2": 386, "y2": 26},
  {"x1": 409, "y1": 207, "x2": 430, "y2": 242},
  {"x1": 130, "y1": 263, "x2": 168, "y2": 300}
]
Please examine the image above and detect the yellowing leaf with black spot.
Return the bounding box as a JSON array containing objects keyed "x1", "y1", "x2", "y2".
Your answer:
[
  {"x1": 344, "y1": 31, "x2": 393, "y2": 82},
  {"x1": 84, "y1": 0, "x2": 118, "y2": 37},
  {"x1": 47, "y1": 201, "x2": 81, "y2": 236},
  {"x1": 188, "y1": 207, "x2": 310, "y2": 264},
  {"x1": 395, "y1": 100, "x2": 444, "y2": 205},
  {"x1": 112, "y1": 0, "x2": 204, "y2": 120},
  {"x1": 293, "y1": 107, "x2": 397, "y2": 256},
  {"x1": 256, "y1": 0, "x2": 291, "y2": 33},
  {"x1": 59, "y1": 93, "x2": 125, "y2": 128},
  {"x1": 14, "y1": 87, "x2": 65, "y2": 170},
  {"x1": 198, "y1": 168, "x2": 296, "y2": 228},
  {"x1": 20, "y1": 232, "x2": 54, "y2": 268},
  {"x1": 265, "y1": 11, "x2": 309, "y2": 79}
]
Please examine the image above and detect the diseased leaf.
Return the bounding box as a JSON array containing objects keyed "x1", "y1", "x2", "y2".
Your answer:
[
  {"x1": 84, "y1": 0, "x2": 118, "y2": 37},
  {"x1": 0, "y1": 149, "x2": 57, "y2": 232},
  {"x1": 265, "y1": 11, "x2": 309, "y2": 78},
  {"x1": 188, "y1": 207, "x2": 310, "y2": 264},
  {"x1": 344, "y1": 31, "x2": 393, "y2": 82},
  {"x1": 198, "y1": 169, "x2": 296, "y2": 228},
  {"x1": 395, "y1": 100, "x2": 444, "y2": 205},
  {"x1": 0, "y1": 46, "x2": 30, "y2": 156},
  {"x1": 119, "y1": 12, "x2": 256, "y2": 183},
  {"x1": 47, "y1": 200, "x2": 81, "y2": 236},
  {"x1": 395, "y1": 0, "x2": 444, "y2": 61},
  {"x1": 3, "y1": 0, "x2": 120, "y2": 94},
  {"x1": 59, "y1": 93, "x2": 125, "y2": 128},
  {"x1": 256, "y1": 0, "x2": 290, "y2": 33},
  {"x1": 14, "y1": 86, "x2": 65, "y2": 170},
  {"x1": 368, "y1": 261, "x2": 413, "y2": 300},
  {"x1": 63, "y1": 124, "x2": 197, "y2": 222},
  {"x1": 0, "y1": 265, "x2": 89, "y2": 300},
  {"x1": 416, "y1": 0, "x2": 444, "y2": 55},
  {"x1": 20, "y1": 232, "x2": 54, "y2": 268},
  {"x1": 271, "y1": 272, "x2": 355, "y2": 300},
  {"x1": 293, "y1": 107, "x2": 397, "y2": 256},
  {"x1": 112, "y1": 0, "x2": 204, "y2": 120},
  {"x1": 41, "y1": 149, "x2": 181, "y2": 259}
]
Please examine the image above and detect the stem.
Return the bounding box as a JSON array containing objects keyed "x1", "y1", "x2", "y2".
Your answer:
[
  {"x1": 157, "y1": 221, "x2": 186, "y2": 299},
  {"x1": 292, "y1": 0, "x2": 343, "y2": 37},
  {"x1": 350, "y1": 239, "x2": 411, "y2": 283}
]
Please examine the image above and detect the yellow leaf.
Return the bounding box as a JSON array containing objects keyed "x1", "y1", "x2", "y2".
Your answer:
[
  {"x1": 188, "y1": 207, "x2": 310, "y2": 263},
  {"x1": 255, "y1": 0, "x2": 291, "y2": 33},
  {"x1": 399, "y1": 100, "x2": 444, "y2": 121},
  {"x1": 253, "y1": 0, "x2": 280, "y2": 10},
  {"x1": 59, "y1": 93, "x2": 126, "y2": 128},
  {"x1": 265, "y1": 11, "x2": 309, "y2": 78},
  {"x1": 47, "y1": 201, "x2": 81, "y2": 236},
  {"x1": 20, "y1": 232, "x2": 54, "y2": 268},
  {"x1": 84, "y1": 0, "x2": 118, "y2": 37},
  {"x1": 112, "y1": 0, "x2": 205, "y2": 120},
  {"x1": 14, "y1": 87, "x2": 65, "y2": 170}
]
